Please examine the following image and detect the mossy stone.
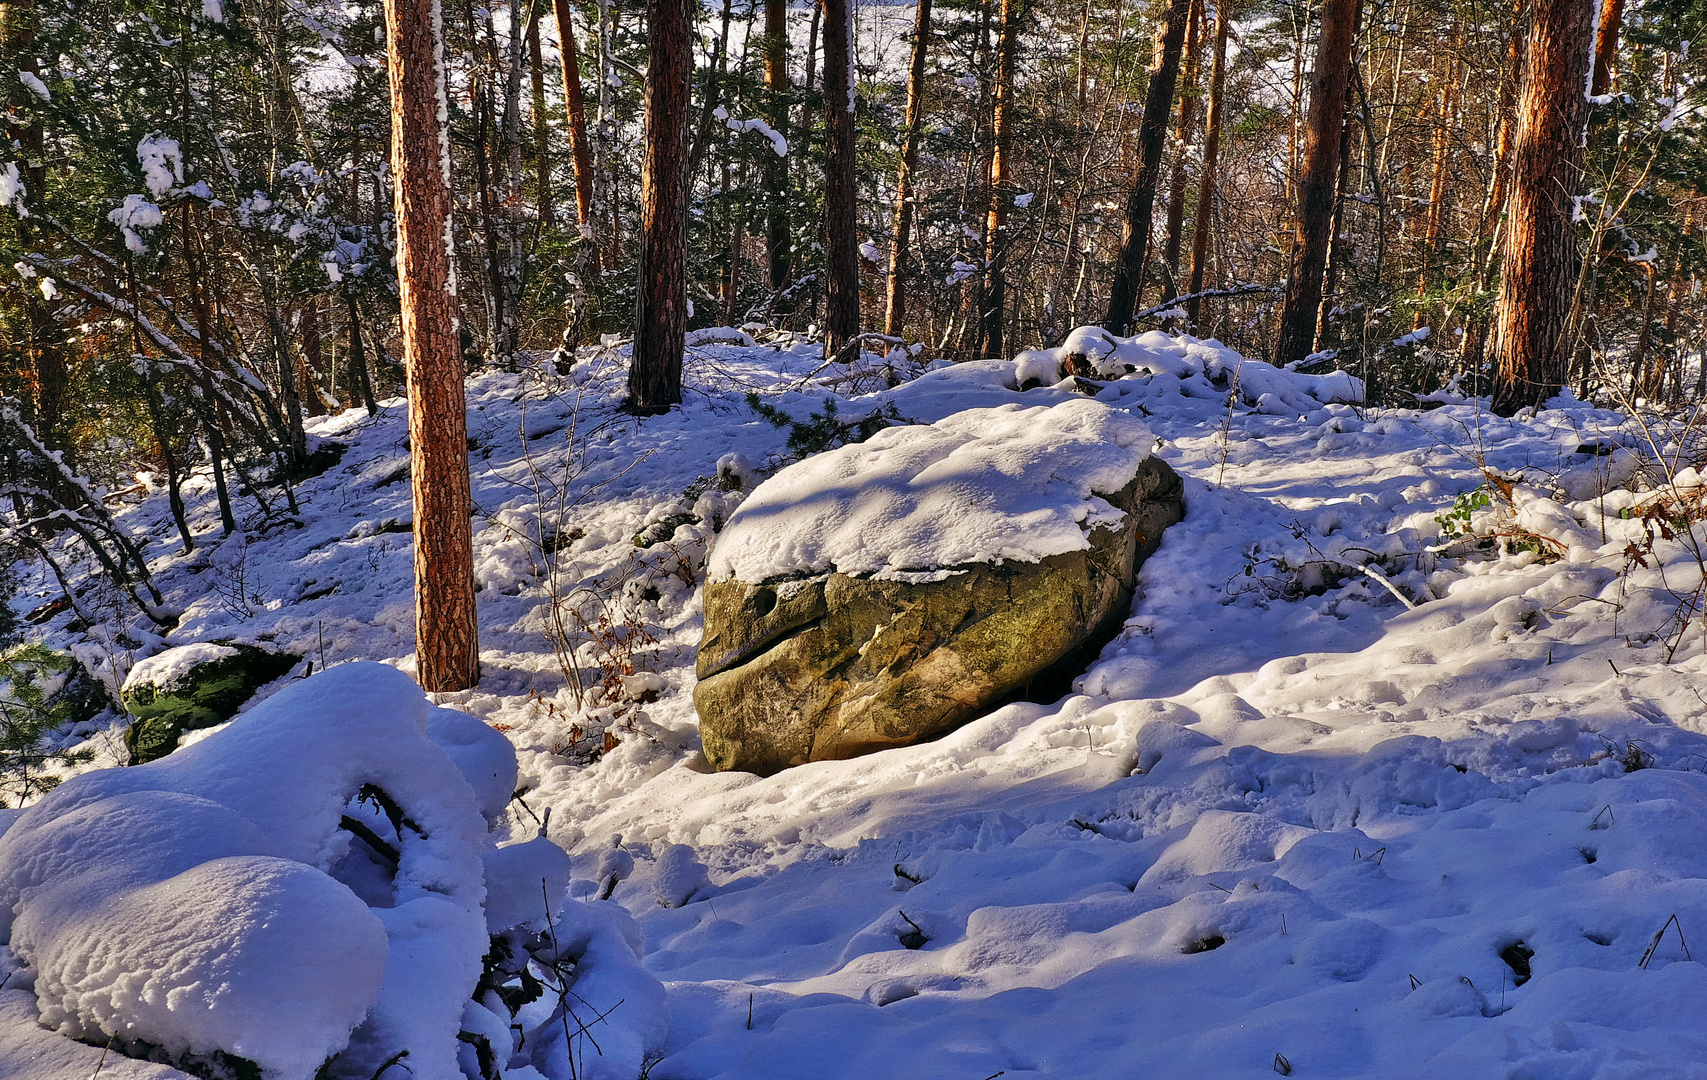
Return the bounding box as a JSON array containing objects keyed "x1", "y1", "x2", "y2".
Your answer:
[
  {"x1": 695, "y1": 455, "x2": 1185, "y2": 775},
  {"x1": 122, "y1": 643, "x2": 299, "y2": 764}
]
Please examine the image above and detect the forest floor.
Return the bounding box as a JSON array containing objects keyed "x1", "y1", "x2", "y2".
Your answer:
[{"x1": 7, "y1": 330, "x2": 1707, "y2": 1078}]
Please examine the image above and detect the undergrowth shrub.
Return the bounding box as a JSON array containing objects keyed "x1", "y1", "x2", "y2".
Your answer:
[{"x1": 0, "y1": 643, "x2": 101, "y2": 807}]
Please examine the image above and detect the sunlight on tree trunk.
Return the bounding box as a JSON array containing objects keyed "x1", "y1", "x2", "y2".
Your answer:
[
  {"x1": 1492, "y1": 0, "x2": 1593, "y2": 415},
  {"x1": 385, "y1": 0, "x2": 480, "y2": 691},
  {"x1": 1104, "y1": 0, "x2": 1191, "y2": 334},
  {"x1": 1272, "y1": 0, "x2": 1360, "y2": 370}
]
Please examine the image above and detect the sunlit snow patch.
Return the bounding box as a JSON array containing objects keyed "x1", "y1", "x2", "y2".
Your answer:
[{"x1": 708, "y1": 398, "x2": 1154, "y2": 583}]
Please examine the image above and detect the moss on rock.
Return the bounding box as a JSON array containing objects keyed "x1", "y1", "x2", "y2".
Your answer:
[
  {"x1": 696, "y1": 455, "x2": 1185, "y2": 775},
  {"x1": 122, "y1": 643, "x2": 299, "y2": 764}
]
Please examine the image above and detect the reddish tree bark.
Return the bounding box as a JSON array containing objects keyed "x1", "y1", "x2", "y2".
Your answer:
[
  {"x1": 1591, "y1": 0, "x2": 1625, "y2": 96},
  {"x1": 1464, "y1": 0, "x2": 1529, "y2": 369},
  {"x1": 1272, "y1": 0, "x2": 1361, "y2": 369},
  {"x1": 552, "y1": 0, "x2": 597, "y2": 265},
  {"x1": 630, "y1": 0, "x2": 690, "y2": 412},
  {"x1": 883, "y1": 0, "x2": 932, "y2": 341},
  {"x1": 385, "y1": 0, "x2": 480, "y2": 690},
  {"x1": 1492, "y1": 0, "x2": 1594, "y2": 414},
  {"x1": 982, "y1": 0, "x2": 1021, "y2": 358}
]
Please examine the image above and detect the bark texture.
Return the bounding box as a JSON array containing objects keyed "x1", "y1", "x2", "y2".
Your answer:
[
  {"x1": 1272, "y1": 0, "x2": 1360, "y2": 369},
  {"x1": 1591, "y1": 0, "x2": 1625, "y2": 96},
  {"x1": 1103, "y1": 0, "x2": 1191, "y2": 333},
  {"x1": 821, "y1": 0, "x2": 861, "y2": 360},
  {"x1": 982, "y1": 0, "x2": 1021, "y2": 358},
  {"x1": 1162, "y1": 0, "x2": 1203, "y2": 287},
  {"x1": 552, "y1": 0, "x2": 597, "y2": 258},
  {"x1": 386, "y1": 0, "x2": 480, "y2": 691},
  {"x1": 631, "y1": 0, "x2": 690, "y2": 412},
  {"x1": 763, "y1": 0, "x2": 793, "y2": 292},
  {"x1": 1492, "y1": 0, "x2": 1593, "y2": 415},
  {"x1": 883, "y1": 0, "x2": 932, "y2": 341},
  {"x1": 1185, "y1": 1, "x2": 1228, "y2": 326}
]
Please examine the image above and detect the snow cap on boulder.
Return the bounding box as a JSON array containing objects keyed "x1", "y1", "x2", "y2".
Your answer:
[{"x1": 708, "y1": 398, "x2": 1155, "y2": 584}]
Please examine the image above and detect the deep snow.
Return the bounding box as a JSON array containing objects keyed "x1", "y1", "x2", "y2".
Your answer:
[{"x1": 6, "y1": 328, "x2": 1707, "y2": 1079}]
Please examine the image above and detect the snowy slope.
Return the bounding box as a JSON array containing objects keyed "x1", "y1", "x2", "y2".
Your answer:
[{"x1": 6, "y1": 332, "x2": 1707, "y2": 1079}]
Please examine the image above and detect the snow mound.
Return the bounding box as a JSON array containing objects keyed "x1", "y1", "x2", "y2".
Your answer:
[
  {"x1": 0, "y1": 663, "x2": 545, "y2": 1080},
  {"x1": 429, "y1": 705, "x2": 520, "y2": 824},
  {"x1": 521, "y1": 900, "x2": 669, "y2": 1080},
  {"x1": 25, "y1": 855, "x2": 386, "y2": 1079},
  {"x1": 1013, "y1": 327, "x2": 1364, "y2": 412},
  {"x1": 709, "y1": 399, "x2": 1154, "y2": 582}
]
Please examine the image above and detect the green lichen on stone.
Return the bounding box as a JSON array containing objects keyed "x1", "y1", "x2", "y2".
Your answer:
[
  {"x1": 122, "y1": 643, "x2": 299, "y2": 764},
  {"x1": 695, "y1": 455, "x2": 1186, "y2": 775}
]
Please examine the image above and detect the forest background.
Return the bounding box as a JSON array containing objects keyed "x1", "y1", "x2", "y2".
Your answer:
[{"x1": 0, "y1": 0, "x2": 1702, "y2": 631}]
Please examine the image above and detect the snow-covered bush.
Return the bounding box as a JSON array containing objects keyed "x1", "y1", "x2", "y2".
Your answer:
[{"x1": 0, "y1": 662, "x2": 665, "y2": 1080}]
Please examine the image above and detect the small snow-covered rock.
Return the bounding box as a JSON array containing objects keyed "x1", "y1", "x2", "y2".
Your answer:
[
  {"x1": 120, "y1": 641, "x2": 298, "y2": 763},
  {"x1": 652, "y1": 842, "x2": 710, "y2": 908}
]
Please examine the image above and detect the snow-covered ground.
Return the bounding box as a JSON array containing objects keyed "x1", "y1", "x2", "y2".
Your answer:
[{"x1": 7, "y1": 330, "x2": 1707, "y2": 1079}]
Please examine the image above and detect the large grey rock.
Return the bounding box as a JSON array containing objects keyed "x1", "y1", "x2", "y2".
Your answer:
[{"x1": 695, "y1": 455, "x2": 1184, "y2": 775}]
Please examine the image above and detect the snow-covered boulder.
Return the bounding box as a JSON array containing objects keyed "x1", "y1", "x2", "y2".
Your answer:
[
  {"x1": 120, "y1": 640, "x2": 298, "y2": 763},
  {"x1": 696, "y1": 400, "x2": 1185, "y2": 774}
]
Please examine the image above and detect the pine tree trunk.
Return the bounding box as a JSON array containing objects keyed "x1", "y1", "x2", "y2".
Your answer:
[
  {"x1": 1272, "y1": 0, "x2": 1361, "y2": 369},
  {"x1": 1186, "y1": 1, "x2": 1227, "y2": 327},
  {"x1": 497, "y1": 0, "x2": 528, "y2": 366},
  {"x1": 1104, "y1": 0, "x2": 1192, "y2": 333},
  {"x1": 1417, "y1": 27, "x2": 1460, "y2": 304},
  {"x1": 1591, "y1": 0, "x2": 1625, "y2": 96},
  {"x1": 345, "y1": 289, "x2": 380, "y2": 416},
  {"x1": 982, "y1": 0, "x2": 1020, "y2": 358},
  {"x1": 883, "y1": 0, "x2": 931, "y2": 342},
  {"x1": 183, "y1": 208, "x2": 238, "y2": 534},
  {"x1": 469, "y1": 18, "x2": 505, "y2": 368},
  {"x1": 631, "y1": 0, "x2": 690, "y2": 412},
  {"x1": 2, "y1": 0, "x2": 67, "y2": 463},
  {"x1": 1162, "y1": 0, "x2": 1203, "y2": 290},
  {"x1": 800, "y1": 2, "x2": 821, "y2": 167},
  {"x1": 686, "y1": 0, "x2": 734, "y2": 188},
  {"x1": 764, "y1": 0, "x2": 793, "y2": 293},
  {"x1": 299, "y1": 300, "x2": 330, "y2": 416},
  {"x1": 821, "y1": 0, "x2": 861, "y2": 361},
  {"x1": 1491, "y1": 0, "x2": 1593, "y2": 415},
  {"x1": 1465, "y1": 0, "x2": 1529, "y2": 369},
  {"x1": 142, "y1": 369, "x2": 194, "y2": 554},
  {"x1": 527, "y1": 11, "x2": 554, "y2": 227},
  {"x1": 1315, "y1": 90, "x2": 1358, "y2": 353},
  {"x1": 385, "y1": 0, "x2": 480, "y2": 691},
  {"x1": 552, "y1": 0, "x2": 597, "y2": 266},
  {"x1": 1632, "y1": 260, "x2": 1660, "y2": 400}
]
